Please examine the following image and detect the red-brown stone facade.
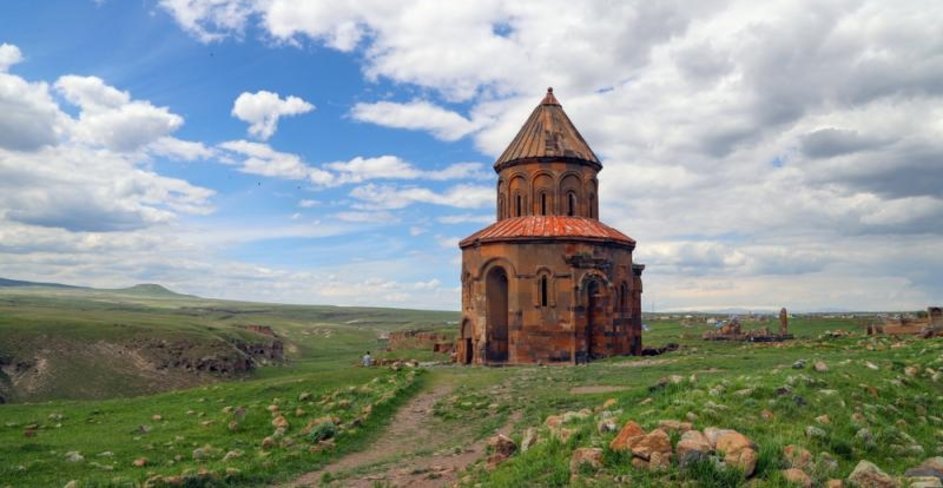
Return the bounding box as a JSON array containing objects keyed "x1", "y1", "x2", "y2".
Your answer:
[{"x1": 457, "y1": 88, "x2": 644, "y2": 365}]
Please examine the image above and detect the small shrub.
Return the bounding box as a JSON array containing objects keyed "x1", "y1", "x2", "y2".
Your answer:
[{"x1": 308, "y1": 421, "x2": 337, "y2": 443}]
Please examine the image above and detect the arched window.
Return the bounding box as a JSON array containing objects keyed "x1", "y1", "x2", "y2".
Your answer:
[
  {"x1": 567, "y1": 192, "x2": 577, "y2": 216},
  {"x1": 620, "y1": 282, "x2": 628, "y2": 313},
  {"x1": 539, "y1": 275, "x2": 549, "y2": 307},
  {"x1": 589, "y1": 194, "x2": 596, "y2": 219},
  {"x1": 515, "y1": 194, "x2": 523, "y2": 217},
  {"x1": 540, "y1": 193, "x2": 548, "y2": 215},
  {"x1": 498, "y1": 198, "x2": 505, "y2": 219}
]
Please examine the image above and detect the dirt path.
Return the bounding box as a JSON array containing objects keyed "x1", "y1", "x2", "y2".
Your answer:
[{"x1": 286, "y1": 381, "x2": 517, "y2": 488}]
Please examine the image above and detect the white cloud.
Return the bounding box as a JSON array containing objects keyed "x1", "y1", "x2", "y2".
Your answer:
[
  {"x1": 158, "y1": 0, "x2": 257, "y2": 42},
  {"x1": 298, "y1": 199, "x2": 319, "y2": 208},
  {"x1": 218, "y1": 139, "x2": 334, "y2": 184},
  {"x1": 0, "y1": 43, "x2": 23, "y2": 72},
  {"x1": 0, "y1": 50, "x2": 215, "y2": 233},
  {"x1": 351, "y1": 100, "x2": 482, "y2": 141},
  {"x1": 231, "y1": 90, "x2": 314, "y2": 140},
  {"x1": 350, "y1": 183, "x2": 492, "y2": 210},
  {"x1": 148, "y1": 137, "x2": 215, "y2": 161},
  {"x1": 0, "y1": 70, "x2": 64, "y2": 151},
  {"x1": 55, "y1": 75, "x2": 184, "y2": 152}
]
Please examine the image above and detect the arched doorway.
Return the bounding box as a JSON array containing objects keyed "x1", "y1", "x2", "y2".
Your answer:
[
  {"x1": 486, "y1": 266, "x2": 509, "y2": 362},
  {"x1": 460, "y1": 319, "x2": 473, "y2": 364},
  {"x1": 585, "y1": 278, "x2": 607, "y2": 359}
]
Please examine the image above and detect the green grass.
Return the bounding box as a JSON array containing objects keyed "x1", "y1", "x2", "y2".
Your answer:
[{"x1": 2, "y1": 287, "x2": 940, "y2": 487}]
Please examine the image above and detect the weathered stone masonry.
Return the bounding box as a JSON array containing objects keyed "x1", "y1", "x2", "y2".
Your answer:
[{"x1": 457, "y1": 88, "x2": 644, "y2": 365}]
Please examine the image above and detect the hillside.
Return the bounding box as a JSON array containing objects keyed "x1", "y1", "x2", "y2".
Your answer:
[{"x1": 0, "y1": 281, "x2": 457, "y2": 403}]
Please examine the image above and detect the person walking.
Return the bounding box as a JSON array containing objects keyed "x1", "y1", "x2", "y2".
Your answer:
[{"x1": 361, "y1": 351, "x2": 373, "y2": 367}]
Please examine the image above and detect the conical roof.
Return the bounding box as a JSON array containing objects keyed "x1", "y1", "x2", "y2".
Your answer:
[{"x1": 494, "y1": 88, "x2": 600, "y2": 170}]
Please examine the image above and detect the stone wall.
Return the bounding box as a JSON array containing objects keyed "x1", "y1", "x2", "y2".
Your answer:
[{"x1": 459, "y1": 239, "x2": 641, "y2": 364}]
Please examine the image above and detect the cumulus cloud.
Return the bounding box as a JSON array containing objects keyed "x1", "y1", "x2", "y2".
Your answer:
[
  {"x1": 218, "y1": 139, "x2": 334, "y2": 184},
  {"x1": 0, "y1": 43, "x2": 23, "y2": 72},
  {"x1": 231, "y1": 90, "x2": 314, "y2": 140},
  {"x1": 55, "y1": 75, "x2": 184, "y2": 151},
  {"x1": 0, "y1": 50, "x2": 215, "y2": 233},
  {"x1": 350, "y1": 100, "x2": 483, "y2": 141},
  {"x1": 129, "y1": 1, "x2": 943, "y2": 309},
  {"x1": 217, "y1": 141, "x2": 489, "y2": 187}
]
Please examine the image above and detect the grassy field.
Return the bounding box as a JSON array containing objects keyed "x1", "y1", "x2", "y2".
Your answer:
[{"x1": 1, "y1": 285, "x2": 940, "y2": 487}]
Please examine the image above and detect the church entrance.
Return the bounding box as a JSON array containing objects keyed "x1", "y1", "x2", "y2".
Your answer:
[
  {"x1": 486, "y1": 266, "x2": 509, "y2": 362},
  {"x1": 586, "y1": 278, "x2": 606, "y2": 358},
  {"x1": 460, "y1": 319, "x2": 473, "y2": 364}
]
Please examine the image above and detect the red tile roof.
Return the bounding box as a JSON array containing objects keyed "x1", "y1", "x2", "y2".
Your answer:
[
  {"x1": 459, "y1": 216, "x2": 635, "y2": 248},
  {"x1": 494, "y1": 88, "x2": 600, "y2": 170}
]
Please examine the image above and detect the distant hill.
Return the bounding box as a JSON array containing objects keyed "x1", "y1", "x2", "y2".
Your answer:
[
  {"x1": 108, "y1": 283, "x2": 192, "y2": 298},
  {"x1": 0, "y1": 277, "x2": 80, "y2": 289},
  {"x1": 0, "y1": 277, "x2": 190, "y2": 298}
]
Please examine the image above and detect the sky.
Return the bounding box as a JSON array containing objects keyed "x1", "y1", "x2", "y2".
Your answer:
[{"x1": 0, "y1": 1, "x2": 941, "y2": 312}]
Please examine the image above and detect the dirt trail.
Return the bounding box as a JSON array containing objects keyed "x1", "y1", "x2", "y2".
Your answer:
[{"x1": 287, "y1": 381, "x2": 517, "y2": 488}]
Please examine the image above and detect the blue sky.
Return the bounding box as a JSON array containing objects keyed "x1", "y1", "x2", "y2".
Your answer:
[{"x1": 1, "y1": 1, "x2": 941, "y2": 311}]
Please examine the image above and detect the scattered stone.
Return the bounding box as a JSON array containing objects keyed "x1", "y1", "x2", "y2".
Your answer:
[
  {"x1": 598, "y1": 419, "x2": 617, "y2": 433},
  {"x1": 486, "y1": 434, "x2": 517, "y2": 469},
  {"x1": 64, "y1": 481, "x2": 78, "y2": 488},
  {"x1": 132, "y1": 458, "x2": 147, "y2": 467},
  {"x1": 783, "y1": 468, "x2": 813, "y2": 487},
  {"x1": 657, "y1": 419, "x2": 693, "y2": 432},
  {"x1": 521, "y1": 428, "x2": 538, "y2": 452},
  {"x1": 852, "y1": 412, "x2": 868, "y2": 424},
  {"x1": 806, "y1": 426, "x2": 827, "y2": 439},
  {"x1": 631, "y1": 429, "x2": 672, "y2": 462},
  {"x1": 793, "y1": 360, "x2": 806, "y2": 369},
  {"x1": 65, "y1": 451, "x2": 84, "y2": 463},
  {"x1": 734, "y1": 388, "x2": 755, "y2": 397},
  {"x1": 266, "y1": 404, "x2": 279, "y2": 413},
  {"x1": 816, "y1": 414, "x2": 832, "y2": 425},
  {"x1": 610, "y1": 421, "x2": 646, "y2": 451},
  {"x1": 677, "y1": 430, "x2": 711, "y2": 468},
  {"x1": 905, "y1": 457, "x2": 943, "y2": 481},
  {"x1": 716, "y1": 430, "x2": 758, "y2": 477},
  {"x1": 907, "y1": 477, "x2": 942, "y2": 488},
  {"x1": 761, "y1": 409, "x2": 776, "y2": 420},
  {"x1": 826, "y1": 480, "x2": 844, "y2": 488},
  {"x1": 562, "y1": 409, "x2": 592, "y2": 422},
  {"x1": 228, "y1": 420, "x2": 239, "y2": 432},
  {"x1": 847, "y1": 460, "x2": 899, "y2": 488},
  {"x1": 192, "y1": 445, "x2": 221, "y2": 460},
  {"x1": 784, "y1": 445, "x2": 813, "y2": 470},
  {"x1": 294, "y1": 408, "x2": 305, "y2": 417},
  {"x1": 905, "y1": 366, "x2": 919, "y2": 377},
  {"x1": 865, "y1": 362, "x2": 880, "y2": 371},
  {"x1": 814, "y1": 361, "x2": 829, "y2": 372},
  {"x1": 272, "y1": 415, "x2": 289, "y2": 430},
  {"x1": 261, "y1": 436, "x2": 276, "y2": 449},
  {"x1": 151, "y1": 414, "x2": 163, "y2": 421},
  {"x1": 298, "y1": 392, "x2": 312, "y2": 401},
  {"x1": 570, "y1": 447, "x2": 603, "y2": 475},
  {"x1": 686, "y1": 411, "x2": 699, "y2": 422},
  {"x1": 601, "y1": 398, "x2": 617, "y2": 410},
  {"x1": 704, "y1": 427, "x2": 735, "y2": 448},
  {"x1": 222, "y1": 450, "x2": 243, "y2": 462}
]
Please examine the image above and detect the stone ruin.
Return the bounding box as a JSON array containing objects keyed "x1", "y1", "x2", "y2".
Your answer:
[
  {"x1": 702, "y1": 308, "x2": 794, "y2": 342},
  {"x1": 385, "y1": 329, "x2": 454, "y2": 354},
  {"x1": 869, "y1": 306, "x2": 943, "y2": 338}
]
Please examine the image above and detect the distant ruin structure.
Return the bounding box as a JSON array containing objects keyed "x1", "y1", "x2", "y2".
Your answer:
[
  {"x1": 703, "y1": 312, "x2": 794, "y2": 342},
  {"x1": 456, "y1": 88, "x2": 644, "y2": 365},
  {"x1": 871, "y1": 307, "x2": 943, "y2": 338}
]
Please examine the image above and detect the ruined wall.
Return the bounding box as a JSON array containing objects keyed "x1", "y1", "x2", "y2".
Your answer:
[
  {"x1": 460, "y1": 239, "x2": 640, "y2": 364},
  {"x1": 387, "y1": 329, "x2": 453, "y2": 353}
]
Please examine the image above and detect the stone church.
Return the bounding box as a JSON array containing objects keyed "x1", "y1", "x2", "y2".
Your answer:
[{"x1": 457, "y1": 88, "x2": 644, "y2": 365}]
